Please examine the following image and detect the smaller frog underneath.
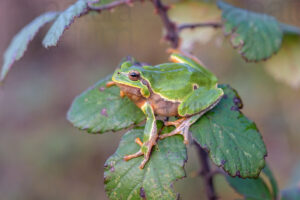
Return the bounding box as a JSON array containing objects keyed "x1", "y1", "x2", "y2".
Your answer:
[{"x1": 107, "y1": 54, "x2": 224, "y2": 169}]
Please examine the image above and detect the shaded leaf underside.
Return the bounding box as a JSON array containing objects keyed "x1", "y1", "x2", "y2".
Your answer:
[
  {"x1": 218, "y1": 0, "x2": 283, "y2": 62},
  {"x1": 226, "y1": 175, "x2": 272, "y2": 200},
  {"x1": 225, "y1": 164, "x2": 278, "y2": 200},
  {"x1": 262, "y1": 164, "x2": 278, "y2": 199},
  {"x1": 42, "y1": 0, "x2": 88, "y2": 48},
  {"x1": 1, "y1": 12, "x2": 58, "y2": 82},
  {"x1": 264, "y1": 34, "x2": 300, "y2": 88}
]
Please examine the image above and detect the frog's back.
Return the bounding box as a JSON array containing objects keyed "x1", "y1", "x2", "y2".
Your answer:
[{"x1": 141, "y1": 63, "x2": 217, "y2": 101}]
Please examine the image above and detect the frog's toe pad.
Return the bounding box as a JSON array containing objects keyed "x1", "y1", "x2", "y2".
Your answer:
[{"x1": 123, "y1": 150, "x2": 151, "y2": 169}]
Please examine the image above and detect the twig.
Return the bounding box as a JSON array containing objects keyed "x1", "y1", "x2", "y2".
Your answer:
[
  {"x1": 88, "y1": 0, "x2": 222, "y2": 49},
  {"x1": 194, "y1": 141, "x2": 218, "y2": 200},
  {"x1": 178, "y1": 22, "x2": 222, "y2": 31},
  {"x1": 151, "y1": 0, "x2": 180, "y2": 48}
]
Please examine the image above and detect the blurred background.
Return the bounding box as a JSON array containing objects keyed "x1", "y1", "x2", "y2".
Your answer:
[{"x1": 0, "y1": 0, "x2": 300, "y2": 199}]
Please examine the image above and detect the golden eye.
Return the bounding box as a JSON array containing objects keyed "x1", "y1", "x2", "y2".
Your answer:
[{"x1": 129, "y1": 71, "x2": 140, "y2": 81}]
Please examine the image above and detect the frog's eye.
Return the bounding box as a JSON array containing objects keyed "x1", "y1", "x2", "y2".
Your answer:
[{"x1": 129, "y1": 71, "x2": 140, "y2": 81}]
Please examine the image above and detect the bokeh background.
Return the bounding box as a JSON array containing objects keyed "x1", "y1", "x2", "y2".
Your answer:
[{"x1": 1, "y1": 0, "x2": 300, "y2": 199}]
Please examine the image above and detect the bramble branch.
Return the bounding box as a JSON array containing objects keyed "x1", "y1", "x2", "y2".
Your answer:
[
  {"x1": 194, "y1": 141, "x2": 218, "y2": 200},
  {"x1": 88, "y1": 0, "x2": 222, "y2": 49},
  {"x1": 151, "y1": 0, "x2": 179, "y2": 48}
]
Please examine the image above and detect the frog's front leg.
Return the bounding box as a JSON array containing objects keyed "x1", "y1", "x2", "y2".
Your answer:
[
  {"x1": 159, "y1": 115, "x2": 201, "y2": 144},
  {"x1": 124, "y1": 102, "x2": 158, "y2": 169}
]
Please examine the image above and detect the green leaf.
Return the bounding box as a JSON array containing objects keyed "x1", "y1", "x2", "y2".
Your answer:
[
  {"x1": 218, "y1": 0, "x2": 283, "y2": 62},
  {"x1": 1, "y1": 12, "x2": 58, "y2": 82},
  {"x1": 168, "y1": 1, "x2": 221, "y2": 50},
  {"x1": 67, "y1": 75, "x2": 145, "y2": 133},
  {"x1": 264, "y1": 34, "x2": 300, "y2": 88},
  {"x1": 281, "y1": 187, "x2": 300, "y2": 200},
  {"x1": 263, "y1": 164, "x2": 278, "y2": 199},
  {"x1": 104, "y1": 124, "x2": 187, "y2": 200},
  {"x1": 191, "y1": 84, "x2": 267, "y2": 178},
  {"x1": 42, "y1": 0, "x2": 88, "y2": 48},
  {"x1": 226, "y1": 176, "x2": 272, "y2": 200}
]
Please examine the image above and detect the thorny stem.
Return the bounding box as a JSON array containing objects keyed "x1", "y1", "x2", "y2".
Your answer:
[
  {"x1": 88, "y1": 0, "x2": 222, "y2": 49},
  {"x1": 150, "y1": 0, "x2": 179, "y2": 48},
  {"x1": 194, "y1": 141, "x2": 218, "y2": 200}
]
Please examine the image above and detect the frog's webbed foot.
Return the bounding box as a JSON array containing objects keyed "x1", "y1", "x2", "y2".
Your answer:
[
  {"x1": 123, "y1": 137, "x2": 157, "y2": 169},
  {"x1": 159, "y1": 118, "x2": 190, "y2": 144},
  {"x1": 160, "y1": 115, "x2": 201, "y2": 144}
]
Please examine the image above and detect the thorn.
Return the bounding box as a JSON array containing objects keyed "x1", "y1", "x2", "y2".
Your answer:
[
  {"x1": 164, "y1": 5, "x2": 171, "y2": 11},
  {"x1": 127, "y1": 0, "x2": 134, "y2": 7}
]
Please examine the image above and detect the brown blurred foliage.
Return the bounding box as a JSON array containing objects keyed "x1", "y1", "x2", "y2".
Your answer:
[{"x1": 0, "y1": 0, "x2": 300, "y2": 199}]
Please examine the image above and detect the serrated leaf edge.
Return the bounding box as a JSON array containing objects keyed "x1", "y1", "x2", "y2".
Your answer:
[
  {"x1": 191, "y1": 84, "x2": 267, "y2": 178},
  {"x1": 1, "y1": 12, "x2": 59, "y2": 83}
]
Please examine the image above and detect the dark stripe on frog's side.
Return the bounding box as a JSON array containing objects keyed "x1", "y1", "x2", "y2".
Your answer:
[{"x1": 116, "y1": 78, "x2": 180, "y2": 117}]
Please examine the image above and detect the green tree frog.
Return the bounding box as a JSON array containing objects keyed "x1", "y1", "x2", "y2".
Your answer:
[{"x1": 107, "y1": 53, "x2": 224, "y2": 169}]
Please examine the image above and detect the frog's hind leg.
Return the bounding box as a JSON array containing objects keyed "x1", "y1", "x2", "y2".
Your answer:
[
  {"x1": 159, "y1": 115, "x2": 201, "y2": 144},
  {"x1": 123, "y1": 102, "x2": 158, "y2": 169}
]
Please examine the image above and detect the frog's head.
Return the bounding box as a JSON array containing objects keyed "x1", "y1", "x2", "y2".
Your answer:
[{"x1": 112, "y1": 58, "x2": 150, "y2": 97}]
